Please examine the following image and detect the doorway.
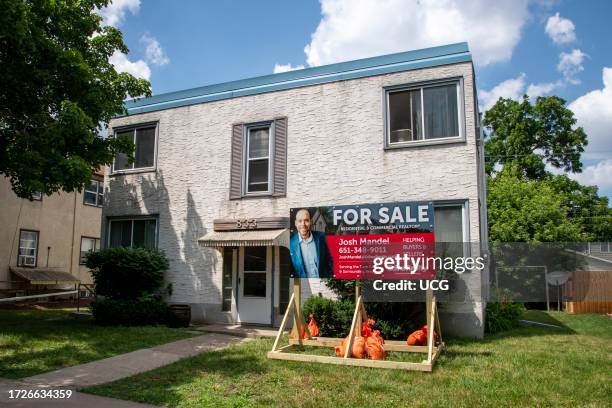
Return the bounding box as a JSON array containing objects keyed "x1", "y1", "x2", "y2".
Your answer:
[{"x1": 237, "y1": 246, "x2": 272, "y2": 324}]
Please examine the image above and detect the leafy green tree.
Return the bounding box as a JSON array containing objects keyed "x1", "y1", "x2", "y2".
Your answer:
[
  {"x1": 0, "y1": 0, "x2": 151, "y2": 197},
  {"x1": 487, "y1": 171, "x2": 585, "y2": 242},
  {"x1": 483, "y1": 96, "x2": 587, "y2": 180},
  {"x1": 549, "y1": 175, "x2": 612, "y2": 241}
]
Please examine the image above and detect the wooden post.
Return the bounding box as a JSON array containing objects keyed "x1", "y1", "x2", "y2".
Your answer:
[
  {"x1": 355, "y1": 283, "x2": 362, "y2": 335},
  {"x1": 425, "y1": 288, "x2": 433, "y2": 330},
  {"x1": 293, "y1": 278, "x2": 303, "y2": 345},
  {"x1": 344, "y1": 296, "x2": 362, "y2": 358},
  {"x1": 271, "y1": 292, "x2": 295, "y2": 352},
  {"x1": 426, "y1": 297, "x2": 436, "y2": 363}
]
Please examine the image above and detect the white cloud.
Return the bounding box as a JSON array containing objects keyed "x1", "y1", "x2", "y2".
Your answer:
[
  {"x1": 569, "y1": 160, "x2": 612, "y2": 190},
  {"x1": 479, "y1": 74, "x2": 526, "y2": 111},
  {"x1": 273, "y1": 63, "x2": 305, "y2": 74},
  {"x1": 526, "y1": 81, "x2": 561, "y2": 98},
  {"x1": 568, "y1": 67, "x2": 612, "y2": 160},
  {"x1": 141, "y1": 34, "x2": 170, "y2": 66},
  {"x1": 545, "y1": 12, "x2": 576, "y2": 45},
  {"x1": 558, "y1": 49, "x2": 587, "y2": 84},
  {"x1": 303, "y1": 0, "x2": 530, "y2": 67},
  {"x1": 109, "y1": 51, "x2": 151, "y2": 80},
  {"x1": 97, "y1": 0, "x2": 140, "y2": 27}
]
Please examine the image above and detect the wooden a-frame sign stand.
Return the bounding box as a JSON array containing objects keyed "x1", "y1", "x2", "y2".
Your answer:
[{"x1": 267, "y1": 279, "x2": 444, "y2": 372}]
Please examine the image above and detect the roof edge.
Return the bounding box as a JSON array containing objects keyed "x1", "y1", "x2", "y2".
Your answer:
[{"x1": 119, "y1": 42, "x2": 471, "y2": 117}]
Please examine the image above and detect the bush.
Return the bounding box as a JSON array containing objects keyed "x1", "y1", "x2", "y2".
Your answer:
[
  {"x1": 85, "y1": 247, "x2": 168, "y2": 300},
  {"x1": 303, "y1": 296, "x2": 355, "y2": 338},
  {"x1": 303, "y1": 296, "x2": 425, "y2": 340},
  {"x1": 486, "y1": 302, "x2": 525, "y2": 333},
  {"x1": 90, "y1": 295, "x2": 169, "y2": 326}
]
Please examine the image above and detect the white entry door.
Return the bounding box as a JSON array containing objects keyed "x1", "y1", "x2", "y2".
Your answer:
[{"x1": 237, "y1": 246, "x2": 272, "y2": 325}]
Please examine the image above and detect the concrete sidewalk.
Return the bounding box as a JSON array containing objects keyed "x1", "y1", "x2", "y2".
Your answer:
[{"x1": 1, "y1": 333, "x2": 247, "y2": 407}]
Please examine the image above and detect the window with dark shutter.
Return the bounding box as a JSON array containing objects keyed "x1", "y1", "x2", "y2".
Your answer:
[{"x1": 229, "y1": 117, "x2": 287, "y2": 199}]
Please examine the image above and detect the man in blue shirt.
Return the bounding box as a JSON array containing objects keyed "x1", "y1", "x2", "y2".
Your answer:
[{"x1": 290, "y1": 208, "x2": 333, "y2": 278}]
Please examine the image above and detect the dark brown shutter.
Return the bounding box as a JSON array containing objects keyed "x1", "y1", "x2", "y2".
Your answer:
[
  {"x1": 229, "y1": 123, "x2": 244, "y2": 199},
  {"x1": 273, "y1": 117, "x2": 287, "y2": 197}
]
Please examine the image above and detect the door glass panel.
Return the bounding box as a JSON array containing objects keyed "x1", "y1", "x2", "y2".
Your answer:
[
  {"x1": 243, "y1": 272, "x2": 266, "y2": 297},
  {"x1": 244, "y1": 246, "x2": 266, "y2": 271}
]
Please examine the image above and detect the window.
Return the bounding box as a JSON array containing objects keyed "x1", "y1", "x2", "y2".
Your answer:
[
  {"x1": 84, "y1": 180, "x2": 104, "y2": 207},
  {"x1": 243, "y1": 246, "x2": 266, "y2": 297},
  {"x1": 108, "y1": 218, "x2": 157, "y2": 249},
  {"x1": 113, "y1": 124, "x2": 157, "y2": 172},
  {"x1": 30, "y1": 192, "x2": 42, "y2": 201},
  {"x1": 386, "y1": 81, "x2": 462, "y2": 146},
  {"x1": 229, "y1": 118, "x2": 287, "y2": 199},
  {"x1": 434, "y1": 204, "x2": 466, "y2": 259},
  {"x1": 80, "y1": 237, "x2": 101, "y2": 264},
  {"x1": 222, "y1": 248, "x2": 234, "y2": 311},
  {"x1": 18, "y1": 230, "x2": 38, "y2": 267},
  {"x1": 245, "y1": 124, "x2": 272, "y2": 194}
]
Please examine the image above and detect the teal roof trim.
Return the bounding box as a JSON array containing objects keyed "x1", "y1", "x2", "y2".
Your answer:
[{"x1": 121, "y1": 42, "x2": 471, "y2": 116}]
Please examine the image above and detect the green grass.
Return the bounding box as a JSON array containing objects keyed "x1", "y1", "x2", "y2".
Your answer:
[
  {"x1": 0, "y1": 309, "x2": 196, "y2": 379},
  {"x1": 84, "y1": 311, "x2": 612, "y2": 407}
]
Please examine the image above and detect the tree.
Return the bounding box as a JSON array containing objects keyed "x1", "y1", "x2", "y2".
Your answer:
[
  {"x1": 487, "y1": 171, "x2": 585, "y2": 242},
  {"x1": 483, "y1": 96, "x2": 587, "y2": 180},
  {"x1": 0, "y1": 0, "x2": 151, "y2": 198}
]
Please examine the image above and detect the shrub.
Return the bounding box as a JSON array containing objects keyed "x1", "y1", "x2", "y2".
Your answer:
[
  {"x1": 85, "y1": 247, "x2": 168, "y2": 300},
  {"x1": 90, "y1": 295, "x2": 169, "y2": 326},
  {"x1": 303, "y1": 296, "x2": 425, "y2": 340},
  {"x1": 486, "y1": 302, "x2": 525, "y2": 333},
  {"x1": 303, "y1": 296, "x2": 354, "y2": 338}
]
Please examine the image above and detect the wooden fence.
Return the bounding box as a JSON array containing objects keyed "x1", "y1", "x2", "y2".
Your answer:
[{"x1": 564, "y1": 271, "x2": 612, "y2": 314}]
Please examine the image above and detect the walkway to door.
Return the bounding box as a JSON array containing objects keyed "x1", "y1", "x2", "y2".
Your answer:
[{"x1": 193, "y1": 323, "x2": 278, "y2": 339}]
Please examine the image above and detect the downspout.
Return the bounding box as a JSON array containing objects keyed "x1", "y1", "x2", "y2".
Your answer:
[{"x1": 69, "y1": 190, "x2": 78, "y2": 276}]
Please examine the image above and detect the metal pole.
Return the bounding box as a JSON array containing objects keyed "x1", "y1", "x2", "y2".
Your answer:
[{"x1": 544, "y1": 265, "x2": 550, "y2": 312}]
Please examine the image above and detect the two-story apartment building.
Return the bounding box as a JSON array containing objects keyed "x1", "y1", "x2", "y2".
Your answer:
[
  {"x1": 105, "y1": 43, "x2": 488, "y2": 337},
  {"x1": 0, "y1": 169, "x2": 105, "y2": 297}
]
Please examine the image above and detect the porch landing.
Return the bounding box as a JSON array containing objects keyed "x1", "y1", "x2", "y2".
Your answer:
[{"x1": 192, "y1": 323, "x2": 278, "y2": 339}]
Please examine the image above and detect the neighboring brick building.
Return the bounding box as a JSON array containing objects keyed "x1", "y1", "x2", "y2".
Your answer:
[
  {"x1": 0, "y1": 170, "x2": 104, "y2": 297},
  {"x1": 105, "y1": 43, "x2": 489, "y2": 337}
]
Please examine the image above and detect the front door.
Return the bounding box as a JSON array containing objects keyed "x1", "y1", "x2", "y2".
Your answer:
[{"x1": 237, "y1": 246, "x2": 272, "y2": 325}]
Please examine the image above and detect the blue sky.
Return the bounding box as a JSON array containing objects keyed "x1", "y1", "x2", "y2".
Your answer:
[{"x1": 100, "y1": 0, "x2": 612, "y2": 199}]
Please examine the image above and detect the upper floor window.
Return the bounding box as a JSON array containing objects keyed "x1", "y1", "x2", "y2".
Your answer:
[
  {"x1": 229, "y1": 118, "x2": 287, "y2": 199},
  {"x1": 18, "y1": 230, "x2": 39, "y2": 267},
  {"x1": 386, "y1": 80, "x2": 463, "y2": 148},
  {"x1": 113, "y1": 124, "x2": 157, "y2": 172},
  {"x1": 245, "y1": 124, "x2": 272, "y2": 194},
  {"x1": 84, "y1": 180, "x2": 104, "y2": 207},
  {"x1": 107, "y1": 217, "x2": 157, "y2": 249}
]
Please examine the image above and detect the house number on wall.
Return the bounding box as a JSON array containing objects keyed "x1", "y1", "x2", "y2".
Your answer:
[{"x1": 236, "y1": 219, "x2": 257, "y2": 229}]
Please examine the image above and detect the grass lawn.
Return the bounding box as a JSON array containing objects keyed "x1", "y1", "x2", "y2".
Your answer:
[
  {"x1": 83, "y1": 311, "x2": 612, "y2": 408},
  {"x1": 0, "y1": 309, "x2": 196, "y2": 379}
]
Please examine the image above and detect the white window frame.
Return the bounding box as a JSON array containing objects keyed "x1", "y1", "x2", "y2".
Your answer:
[
  {"x1": 384, "y1": 78, "x2": 465, "y2": 149},
  {"x1": 433, "y1": 201, "x2": 470, "y2": 257},
  {"x1": 17, "y1": 229, "x2": 39, "y2": 267},
  {"x1": 106, "y1": 217, "x2": 158, "y2": 249},
  {"x1": 83, "y1": 179, "x2": 104, "y2": 207},
  {"x1": 80, "y1": 236, "x2": 101, "y2": 264},
  {"x1": 243, "y1": 122, "x2": 274, "y2": 196},
  {"x1": 111, "y1": 122, "x2": 158, "y2": 174}
]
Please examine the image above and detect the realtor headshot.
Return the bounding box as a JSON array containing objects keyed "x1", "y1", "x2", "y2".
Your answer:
[{"x1": 290, "y1": 208, "x2": 333, "y2": 278}]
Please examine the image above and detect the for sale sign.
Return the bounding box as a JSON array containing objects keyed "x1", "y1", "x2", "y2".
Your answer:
[{"x1": 289, "y1": 201, "x2": 435, "y2": 279}]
